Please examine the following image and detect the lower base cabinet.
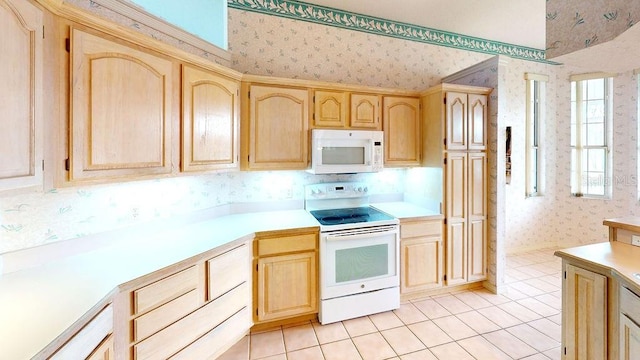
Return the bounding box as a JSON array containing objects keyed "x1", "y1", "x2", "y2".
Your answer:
[
  {"x1": 254, "y1": 229, "x2": 319, "y2": 324},
  {"x1": 619, "y1": 286, "x2": 640, "y2": 360},
  {"x1": 399, "y1": 217, "x2": 444, "y2": 296}
]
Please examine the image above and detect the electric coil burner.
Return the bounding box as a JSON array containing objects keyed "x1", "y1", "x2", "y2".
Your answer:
[{"x1": 305, "y1": 182, "x2": 400, "y2": 324}]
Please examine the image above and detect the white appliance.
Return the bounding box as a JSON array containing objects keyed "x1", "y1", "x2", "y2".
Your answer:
[
  {"x1": 308, "y1": 129, "x2": 384, "y2": 174},
  {"x1": 305, "y1": 182, "x2": 400, "y2": 324}
]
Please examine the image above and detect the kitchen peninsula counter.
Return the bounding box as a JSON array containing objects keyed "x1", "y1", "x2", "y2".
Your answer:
[
  {"x1": 0, "y1": 209, "x2": 319, "y2": 360},
  {"x1": 371, "y1": 201, "x2": 443, "y2": 219}
]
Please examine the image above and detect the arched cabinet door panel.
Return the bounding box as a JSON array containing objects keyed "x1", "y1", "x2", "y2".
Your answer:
[
  {"x1": 0, "y1": 0, "x2": 44, "y2": 193},
  {"x1": 69, "y1": 27, "x2": 174, "y2": 182}
]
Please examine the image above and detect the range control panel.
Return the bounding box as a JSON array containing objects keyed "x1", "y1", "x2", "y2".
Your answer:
[{"x1": 305, "y1": 182, "x2": 369, "y2": 199}]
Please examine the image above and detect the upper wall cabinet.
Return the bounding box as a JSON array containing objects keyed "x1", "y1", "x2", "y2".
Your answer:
[
  {"x1": 182, "y1": 64, "x2": 239, "y2": 172},
  {"x1": 311, "y1": 90, "x2": 381, "y2": 130},
  {"x1": 383, "y1": 96, "x2": 421, "y2": 166},
  {"x1": 0, "y1": 0, "x2": 43, "y2": 194},
  {"x1": 243, "y1": 84, "x2": 310, "y2": 170},
  {"x1": 68, "y1": 27, "x2": 174, "y2": 182},
  {"x1": 445, "y1": 92, "x2": 488, "y2": 151}
]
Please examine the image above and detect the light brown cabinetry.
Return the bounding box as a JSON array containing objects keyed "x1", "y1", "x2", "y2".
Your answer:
[
  {"x1": 181, "y1": 64, "x2": 240, "y2": 172},
  {"x1": 69, "y1": 27, "x2": 174, "y2": 182},
  {"x1": 562, "y1": 263, "x2": 608, "y2": 360},
  {"x1": 86, "y1": 335, "x2": 114, "y2": 360},
  {"x1": 49, "y1": 304, "x2": 113, "y2": 360},
  {"x1": 312, "y1": 90, "x2": 381, "y2": 129},
  {"x1": 122, "y1": 241, "x2": 251, "y2": 360},
  {"x1": 0, "y1": 0, "x2": 43, "y2": 193},
  {"x1": 383, "y1": 96, "x2": 421, "y2": 166},
  {"x1": 243, "y1": 84, "x2": 310, "y2": 170},
  {"x1": 620, "y1": 286, "x2": 640, "y2": 360},
  {"x1": 422, "y1": 84, "x2": 491, "y2": 286},
  {"x1": 254, "y1": 229, "x2": 318, "y2": 324},
  {"x1": 399, "y1": 218, "x2": 444, "y2": 297}
]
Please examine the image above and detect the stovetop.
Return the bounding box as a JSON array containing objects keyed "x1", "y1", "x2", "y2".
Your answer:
[{"x1": 310, "y1": 206, "x2": 395, "y2": 226}]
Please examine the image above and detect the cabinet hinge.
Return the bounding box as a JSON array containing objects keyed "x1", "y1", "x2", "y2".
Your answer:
[
  {"x1": 444, "y1": 274, "x2": 447, "y2": 281},
  {"x1": 64, "y1": 158, "x2": 70, "y2": 171},
  {"x1": 564, "y1": 271, "x2": 566, "y2": 279},
  {"x1": 42, "y1": 160, "x2": 45, "y2": 171},
  {"x1": 443, "y1": 157, "x2": 447, "y2": 165},
  {"x1": 443, "y1": 138, "x2": 447, "y2": 146},
  {"x1": 42, "y1": 25, "x2": 45, "y2": 39},
  {"x1": 564, "y1": 347, "x2": 566, "y2": 355},
  {"x1": 444, "y1": 97, "x2": 447, "y2": 105},
  {"x1": 313, "y1": 95, "x2": 315, "y2": 103},
  {"x1": 65, "y1": 38, "x2": 70, "y2": 52},
  {"x1": 313, "y1": 113, "x2": 315, "y2": 120},
  {"x1": 248, "y1": 91, "x2": 250, "y2": 99},
  {"x1": 444, "y1": 218, "x2": 447, "y2": 225},
  {"x1": 256, "y1": 308, "x2": 258, "y2": 316},
  {"x1": 256, "y1": 263, "x2": 258, "y2": 271}
]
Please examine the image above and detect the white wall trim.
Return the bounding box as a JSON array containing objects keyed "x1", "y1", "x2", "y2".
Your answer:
[
  {"x1": 90, "y1": 0, "x2": 231, "y2": 62},
  {"x1": 569, "y1": 72, "x2": 617, "y2": 81},
  {"x1": 524, "y1": 73, "x2": 549, "y2": 82}
]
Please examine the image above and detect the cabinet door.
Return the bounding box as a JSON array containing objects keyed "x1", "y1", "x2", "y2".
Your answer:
[
  {"x1": 182, "y1": 64, "x2": 239, "y2": 172},
  {"x1": 313, "y1": 90, "x2": 347, "y2": 128},
  {"x1": 248, "y1": 86, "x2": 309, "y2": 170},
  {"x1": 86, "y1": 334, "x2": 113, "y2": 360},
  {"x1": 257, "y1": 252, "x2": 317, "y2": 322},
  {"x1": 445, "y1": 92, "x2": 467, "y2": 151},
  {"x1": 620, "y1": 314, "x2": 640, "y2": 360},
  {"x1": 0, "y1": 0, "x2": 43, "y2": 192},
  {"x1": 563, "y1": 264, "x2": 607, "y2": 360},
  {"x1": 70, "y1": 28, "x2": 173, "y2": 181},
  {"x1": 350, "y1": 93, "x2": 380, "y2": 129},
  {"x1": 468, "y1": 94, "x2": 487, "y2": 151},
  {"x1": 445, "y1": 152, "x2": 467, "y2": 285},
  {"x1": 383, "y1": 96, "x2": 421, "y2": 166},
  {"x1": 467, "y1": 152, "x2": 487, "y2": 281},
  {"x1": 401, "y1": 237, "x2": 443, "y2": 293}
]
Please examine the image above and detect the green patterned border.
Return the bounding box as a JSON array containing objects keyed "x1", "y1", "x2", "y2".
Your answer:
[{"x1": 228, "y1": 0, "x2": 549, "y2": 62}]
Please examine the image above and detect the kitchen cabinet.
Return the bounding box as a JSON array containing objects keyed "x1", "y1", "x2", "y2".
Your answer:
[
  {"x1": 563, "y1": 263, "x2": 608, "y2": 360},
  {"x1": 399, "y1": 218, "x2": 444, "y2": 297},
  {"x1": 619, "y1": 286, "x2": 640, "y2": 360},
  {"x1": 242, "y1": 84, "x2": 310, "y2": 170},
  {"x1": 313, "y1": 90, "x2": 348, "y2": 128},
  {"x1": 69, "y1": 27, "x2": 174, "y2": 182},
  {"x1": 181, "y1": 64, "x2": 240, "y2": 172},
  {"x1": 49, "y1": 304, "x2": 113, "y2": 360},
  {"x1": 254, "y1": 229, "x2": 318, "y2": 324},
  {"x1": 0, "y1": 0, "x2": 44, "y2": 193},
  {"x1": 383, "y1": 96, "x2": 421, "y2": 166},
  {"x1": 422, "y1": 84, "x2": 491, "y2": 286},
  {"x1": 120, "y1": 241, "x2": 251, "y2": 360},
  {"x1": 86, "y1": 335, "x2": 114, "y2": 360},
  {"x1": 312, "y1": 90, "x2": 381, "y2": 130}
]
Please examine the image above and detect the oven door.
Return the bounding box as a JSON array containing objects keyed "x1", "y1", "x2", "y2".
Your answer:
[{"x1": 320, "y1": 225, "x2": 399, "y2": 300}]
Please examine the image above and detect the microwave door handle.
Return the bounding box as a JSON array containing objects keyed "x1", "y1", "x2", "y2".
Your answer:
[{"x1": 325, "y1": 230, "x2": 396, "y2": 242}]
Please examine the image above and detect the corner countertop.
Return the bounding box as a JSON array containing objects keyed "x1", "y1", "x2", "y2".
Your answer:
[
  {"x1": 371, "y1": 202, "x2": 443, "y2": 220},
  {"x1": 603, "y1": 216, "x2": 640, "y2": 233},
  {"x1": 554, "y1": 241, "x2": 640, "y2": 293},
  {"x1": 0, "y1": 209, "x2": 319, "y2": 360}
]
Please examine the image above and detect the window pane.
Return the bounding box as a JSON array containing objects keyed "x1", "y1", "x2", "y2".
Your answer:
[
  {"x1": 586, "y1": 173, "x2": 605, "y2": 195},
  {"x1": 587, "y1": 123, "x2": 605, "y2": 146},
  {"x1": 531, "y1": 149, "x2": 538, "y2": 193},
  {"x1": 586, "y1": 99, "x2": 605, "y2": 124},
  {"x1": 570, "y1": 102, "x2": 577, "y2": 146},
  {"x1": 586, "y1": 148, "x2": 605, "y2": 172},
  {"x1": 571, "y1": 82, "x2": 576, "y2": 101},
  {"x1": 587, "y1": 78, "x2": 605, "y2": 100}
]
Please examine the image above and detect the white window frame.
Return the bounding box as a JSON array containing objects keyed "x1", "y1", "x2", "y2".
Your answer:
[
  {"x1": 570, "y1": 73, "x2": 614, "y2": 199},
  {"x1": 636, "y1": 68, "x2": 640, "y2": 200},
  {"x1": 525, "y1": 73, "x2": 548, "y2": 197}
]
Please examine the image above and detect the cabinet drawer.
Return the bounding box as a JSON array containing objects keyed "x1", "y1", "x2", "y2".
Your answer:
[
  {"x1": 133, "y1": 289, "x2": 200, "y2": 342},
  {"x1": 620, "y1": 286, "x2": 640, "y2": 322},
  {"x1": 50, "y1": 305, "x2": 113, "y2": 360},
  {"x1": 401, "y1": 220, "x2": 442, "y2": 238},
  {"x1": 133, "y1": 266, "x2": 198, "y2": 315},
  {"x1": 258, "y1": 233, "x2": 317, "y2": 256},
  {"x1": 169, "y1": 306, "x2": 250, "y2": 360},
  {"x1": 208, "y1": 244, "x2": 250, "y2": 300},
  {"x1": 134, "y1": 281, "x2": 249, "y2": 360}
]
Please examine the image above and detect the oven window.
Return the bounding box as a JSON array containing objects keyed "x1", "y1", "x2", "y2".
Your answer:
[
  {"x1": 335, "y1": 244, "x2": 388, "y2": 282},
  {"x1": 322, "y1": 147, "x2": 365, "y2": 165}
]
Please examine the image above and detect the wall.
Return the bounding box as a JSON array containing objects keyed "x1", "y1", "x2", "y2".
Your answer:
[{"x1": 546, "y1": 0, "x2": 640, "y2": 58}]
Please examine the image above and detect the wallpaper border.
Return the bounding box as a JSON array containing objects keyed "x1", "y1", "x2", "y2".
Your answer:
[{"x1": 228, "y1": 0, "x2": 550, "y2": 63}]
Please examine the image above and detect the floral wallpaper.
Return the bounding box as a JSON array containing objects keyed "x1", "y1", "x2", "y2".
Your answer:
[{"x1": 546, "y1": 0, "x2": 640, "y2": 58}]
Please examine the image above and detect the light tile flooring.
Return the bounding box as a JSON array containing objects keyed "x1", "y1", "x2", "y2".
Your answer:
[{"x1": 219, "y1": 248, "x2": 562, "y2": 360}]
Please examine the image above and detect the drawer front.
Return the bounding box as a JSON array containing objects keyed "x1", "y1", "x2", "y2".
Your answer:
[
  {"x1": 134, "y1": 281, "x2": 249, "y2": 360},
  {"x1": 50, "y1": 305, "x2": 113, "y2": 360},
  {"x1": 133, "y1": 266, "x2": 199, "y2": 315},
  {"x1": 258, "y1": 233, "x2": 317, "y2": 256},
  {"x1": 401, "y1": 220, "x2": 442, "y2": 238},
  {"x1": 133, "y1": 289, "x2": 200, "y2": 342},
  {"x1": 169, "y1": 306, "x2": 250, "y2": 360},
  {"x1": 208, "y1": 244, "x2": 250, "y2": 300},
  {"x1": 620, "y1": 286, "x2": 640, "y2": 323}
]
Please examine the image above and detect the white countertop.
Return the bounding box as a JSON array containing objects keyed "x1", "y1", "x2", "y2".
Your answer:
[
  {"x1": 0, "y1": 209, "x2": 319, "y2": 360},
  {"x1": 0, "y1": 201, "x2": 437, "y2": 359},
  {"x1": 372, "y1": 201, "x2": 443, "y2": 219}
]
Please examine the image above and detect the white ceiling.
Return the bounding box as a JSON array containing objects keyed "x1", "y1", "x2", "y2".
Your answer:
[{"x1": 300, "y1": 0, "x2": 546, "y2": 49}]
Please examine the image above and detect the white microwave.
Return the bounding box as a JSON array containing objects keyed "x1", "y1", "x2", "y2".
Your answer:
[{"x1": 308, "y1": 129, "x2": 384, "y2": 174}]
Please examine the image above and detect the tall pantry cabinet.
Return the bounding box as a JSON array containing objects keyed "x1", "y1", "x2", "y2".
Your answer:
[{"x1": 422, "y1": 84, "x2": 492, "y2": 286}]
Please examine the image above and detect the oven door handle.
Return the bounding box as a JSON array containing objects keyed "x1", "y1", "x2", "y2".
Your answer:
[{"x1": 325, "y1": 230, "x2": 397, "y2": 242}]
